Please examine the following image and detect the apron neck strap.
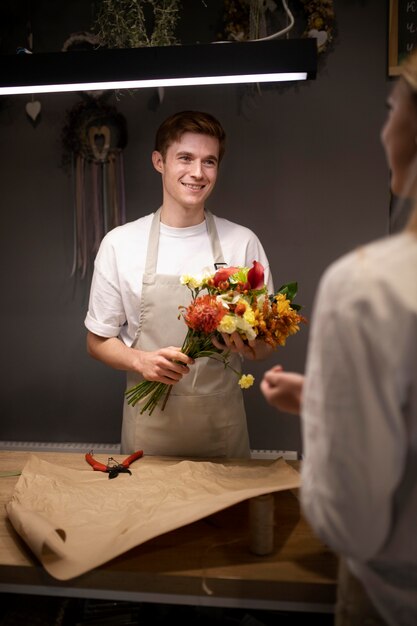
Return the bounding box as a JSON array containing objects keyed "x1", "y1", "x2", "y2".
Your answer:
[
  {"x1": 144, "y1": 208, "x2": 225, "y2": 276},
  {"x1": 205, "y1": 209, "x2": 225, "y2": 267}
]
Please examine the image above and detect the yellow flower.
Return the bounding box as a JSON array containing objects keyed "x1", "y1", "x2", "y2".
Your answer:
[
  {"x1": 218, "y1": 314, "x2": 238, "y2": 333},
  {"x1": 275, "y1": 292, "x2": 291, "y2": 312},
  {"x1": 243, "y1": 306, "x2": 256, "y2": 326},
  {"x1": 238, "y1": 374, "x2": 255, "y2": 389},
  {"x1": 270, "y1": 293, "x2": 303, "y2": 346},
  {"x1": 181, "y1": 272, "x2": 211, "y2": 290},
  {"x1": 180, "y1": 274, "x2": 193, "y2": 286},
  {"x1": 233, "y1": 298, "x2": 257, "y2": 337}
]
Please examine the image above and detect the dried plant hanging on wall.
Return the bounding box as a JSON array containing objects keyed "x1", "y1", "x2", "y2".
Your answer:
[
  {"x1": 61, "y1": 95, "x2": 128, "y2": 279},
  {"x1": 94, "y1": 0, "x2": 181, "y2": 48},
  {"x1": 218, "y1": 0, "x2": 335, "y2": 55}
]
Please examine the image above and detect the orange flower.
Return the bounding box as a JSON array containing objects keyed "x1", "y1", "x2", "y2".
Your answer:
[
  {"x1": 183, "y1": 295, "x2": 227, "y2": 333},
  {"x1": 234, "y1": 302, "x2": 247, "y2": 316}
]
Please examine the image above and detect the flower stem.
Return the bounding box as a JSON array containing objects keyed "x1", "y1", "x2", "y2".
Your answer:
[{"x1": 161, "y1": 384, "x2": 173, "y2": 411}]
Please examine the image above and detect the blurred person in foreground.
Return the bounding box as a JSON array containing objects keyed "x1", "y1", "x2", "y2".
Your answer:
[{"x1": 260, "y1": 50, "x2": 417, "y2": 626}]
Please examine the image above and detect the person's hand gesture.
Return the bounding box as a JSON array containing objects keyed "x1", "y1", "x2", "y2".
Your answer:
[
  {"x1": 135, "y1": 347, "x2": 194, "y2": 384},
  {"x1": 212, "y1": 332, "x2": 273, "y2": 361},
  {"x1": 260, "y1": 365, "x2": 304, "y2": 414}
]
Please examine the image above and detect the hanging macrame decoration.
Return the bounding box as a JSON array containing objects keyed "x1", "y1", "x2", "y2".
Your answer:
[{"x1": 61, "y1": 96, "x2": 128, "y2": 279}]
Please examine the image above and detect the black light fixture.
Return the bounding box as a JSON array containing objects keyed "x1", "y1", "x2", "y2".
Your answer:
[{"x1": 0, "y1": 38, "x2": 317, "y2": 96}]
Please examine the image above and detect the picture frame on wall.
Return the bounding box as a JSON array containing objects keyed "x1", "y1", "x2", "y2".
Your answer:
[{"x1": 389, "y1": 0, "x2": 417, "y2": 76}]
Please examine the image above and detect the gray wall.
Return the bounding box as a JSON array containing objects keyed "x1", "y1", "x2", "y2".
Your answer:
[{"x1": 0, "y1": 1, "x2": 392, "y2": 450}]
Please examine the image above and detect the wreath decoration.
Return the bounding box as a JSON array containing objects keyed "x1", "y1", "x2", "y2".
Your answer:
[
  {"x1": 219, "y1": 0, "x2": 335, "y2": 56},
  {"x1": 301, "y1": 0, "x2": 335, "y2": 54}
]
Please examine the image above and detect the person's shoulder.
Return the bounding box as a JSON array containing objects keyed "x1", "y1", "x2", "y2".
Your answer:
[
  {"x1": 101, "y1": 213, "x2": 154, "y2": 246},
  {"x1": 325, "y1": 233, "x2": 415, "y2": 277},
  {"x1": 319, "y1": 232, "x2": 417, "y2": 303}
]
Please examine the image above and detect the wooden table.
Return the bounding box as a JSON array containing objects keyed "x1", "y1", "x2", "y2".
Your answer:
[{"x1": 0, "y1": 451, "x2": 337, "y2": 614}]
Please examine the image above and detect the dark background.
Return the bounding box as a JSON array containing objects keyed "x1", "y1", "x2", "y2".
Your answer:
[{"x1": 0, "y1": 0, "x2": 393, "y2": 451}]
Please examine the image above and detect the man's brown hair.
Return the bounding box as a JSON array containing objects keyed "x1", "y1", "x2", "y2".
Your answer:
[{"x1": 154, "y1": 110, "x2": 226, "y2": 162}]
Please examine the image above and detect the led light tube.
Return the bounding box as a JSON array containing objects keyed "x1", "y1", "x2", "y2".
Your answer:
[{"x1": 0, "y1": 39, "x2": 317, "y2": 96}]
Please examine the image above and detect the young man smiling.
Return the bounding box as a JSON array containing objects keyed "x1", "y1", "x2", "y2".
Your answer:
[{"x1": 85, "y1": 110, "x2": 273, "y2": 458}]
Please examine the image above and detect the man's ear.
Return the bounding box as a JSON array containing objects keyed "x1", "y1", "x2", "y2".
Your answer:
[{"x1": 152, "y1": 150, "x2": 164, "y2": 173}]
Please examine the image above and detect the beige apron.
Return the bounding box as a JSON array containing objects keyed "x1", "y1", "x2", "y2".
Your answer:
[{"x1": 121, "y1": 208, "x2": 250, "y2": 458}]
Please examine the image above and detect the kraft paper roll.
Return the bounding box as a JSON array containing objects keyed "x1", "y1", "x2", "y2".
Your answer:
[{"x1": 249, "y1": 492, "x2": 274, "y2": 555}]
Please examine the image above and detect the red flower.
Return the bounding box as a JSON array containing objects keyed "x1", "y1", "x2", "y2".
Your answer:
[
  {"x1": 247, "y1": 260, "x2": 265, "y2": 289},
  {"x1": 183, "y1": 295, "x2": 227, "y2": 333},
  {"x1": 212, "y1": 266, "x2": 239, "y2": 287}
]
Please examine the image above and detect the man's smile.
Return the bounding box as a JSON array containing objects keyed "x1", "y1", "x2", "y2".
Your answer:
[{"x1": 181, "y1": 182, "x2": 206, "y2": 190}]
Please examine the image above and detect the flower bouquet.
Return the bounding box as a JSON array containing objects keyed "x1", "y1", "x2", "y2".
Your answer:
[{"x1": 125, "y1": 261, "x2": 306, "y2": 415}]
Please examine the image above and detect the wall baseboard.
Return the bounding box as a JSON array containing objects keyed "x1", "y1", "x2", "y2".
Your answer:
[
  {"x1": 250, "y1": 449, "x2": 298, "y2": 460},
  {"x1": 0, "y1": 441, "x2": 298, "y2": 460},
  {"x1": 0, "y1": 441, "x2": 121, "y2": 454}
]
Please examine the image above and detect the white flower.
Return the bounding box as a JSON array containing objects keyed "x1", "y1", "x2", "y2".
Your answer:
[
  {"x1": 216, "y1": 292, "x2": 240, "y2": 307},
  {"x1": 257, "y1": 293, "x2": 267, "y2": 308},
  {"x1": 236, "y1": 317, "x2": 257, "y2": 341}
]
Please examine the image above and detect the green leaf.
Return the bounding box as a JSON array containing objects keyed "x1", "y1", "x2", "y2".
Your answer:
[
  {"x1": 229, "y1": 267, "x2": 248, "y2": 284},
  {"x1": 277, "y1": 282, "x2": 298, "y2": 301}
]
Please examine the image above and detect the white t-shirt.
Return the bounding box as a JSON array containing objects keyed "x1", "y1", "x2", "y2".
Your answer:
[
  {"x1": 85, "y1": 212, "x2": 274, "y2": 346},
  {"x1": 300, "y1": 232, "x2": 417, "y2": 626}
]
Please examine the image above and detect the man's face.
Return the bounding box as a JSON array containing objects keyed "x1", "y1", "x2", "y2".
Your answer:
[{"x1": 152, "y1": 132, "x2": 220, "y2": 212}]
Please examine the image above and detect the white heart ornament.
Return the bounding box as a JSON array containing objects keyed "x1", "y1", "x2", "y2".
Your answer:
[
  {"x1": 309, "y1": 29, "x2": 328, "y2": 51},
  {"x1": 26, "y1": 100, "x2": 41, "y2": 121}
]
